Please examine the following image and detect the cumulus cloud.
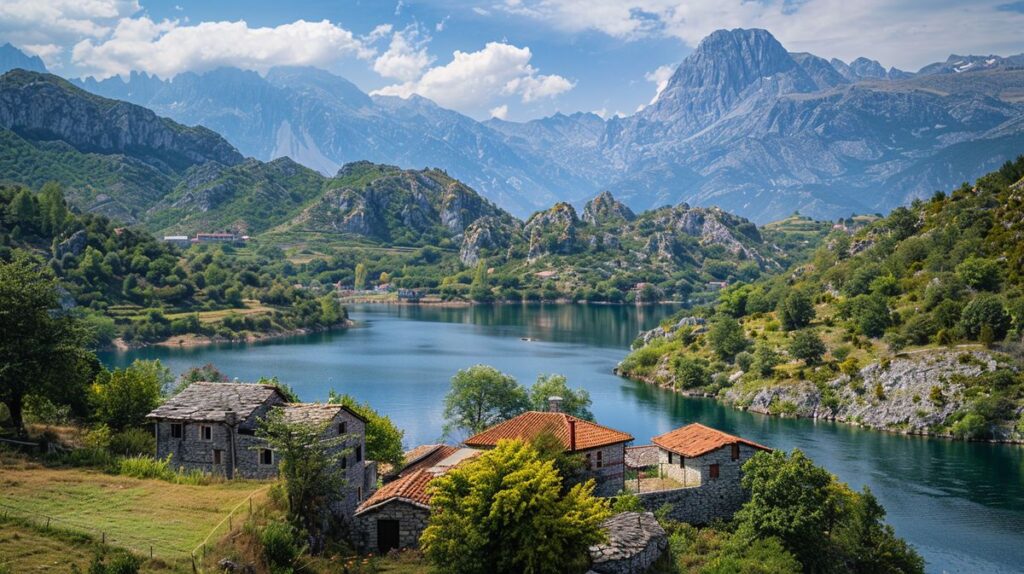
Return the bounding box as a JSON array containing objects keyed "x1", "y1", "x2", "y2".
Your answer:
[
  {"x1": 0, "y1": 0, "x2": 139, "y2": 64},
  {"x1": 644, "y1": 64, "x2": 675, "y2": 104},
  {"x1": 500, "y1": 0, "x2": 1024, "y2": 70},
  {"x1": 71, "y1": 17, "x2": 373, "y2": 79},
  {"x1": 373, "y1": 25, "x2": 433, "y2": 82},
  {"x1": 372, "y1": 42, "x2": 573, "y2": 112},
  {"x1": 489, "y1": 104, "x2": 509, "y2": 119}
]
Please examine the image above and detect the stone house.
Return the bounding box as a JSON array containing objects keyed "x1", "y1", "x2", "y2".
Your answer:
[
  {"x1": 636, "y1": 423, "x2": 771, "y2": 524},
  {"x1": 354, "y1": 446, "x2": 480, "y2": 553},
  {"x1": 463, "y1": 409, "x2": 634, "y2": 496},
  {"x1": 146, "y1": 382, "x2": 376, "y2": 520}
]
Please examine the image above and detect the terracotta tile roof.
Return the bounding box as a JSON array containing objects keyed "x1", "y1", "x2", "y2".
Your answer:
[
  {"x1": 651, "y1": 423, "x2": 771, "y2": 458},
  {"x1": 356, "y1": 468, "x2": 434, "y2": 514},
  {"x1": 146, "y1": 382, "x2": 283, "y2": 423},
  {"x1": 463, "y1": 411, "x2": 633, "y2": 451},
  {"x1": 397, "y1": 445, "x2": 459, "y2": 478}
]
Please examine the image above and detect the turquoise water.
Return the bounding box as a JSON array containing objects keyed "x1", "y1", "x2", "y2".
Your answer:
[{"x1": 100, "y1": 303, "x2": 1024, "y2": 574}]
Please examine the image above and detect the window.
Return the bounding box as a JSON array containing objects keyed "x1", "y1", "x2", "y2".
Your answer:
[
  {"x1": 260, "y1": 449, "x2": 273, "y2": 465},
  {"x1": 668, "y1": 452, "x2": 674, "y2": 464},
  {"x1": 170, "y1": 423, "x2": 182, "y2": 439},
  {"x1": 355, "y1": 446, "x2": 362, "y2": 462},
  {"x1": 200, "y1": 425, "x2": 213, "y2": 441},
  {"x1": 679, "y1": 456, "x2": 685, "y2": 468},
  {"x1": 339, "y1": 421, "x2": 347, "y2": 434},
  {"x1": 213, "y1": 450, "x2": 223, "y2": 465},
  {"x1": 596, "y1": 451, "x2": 603, "y2": 469},
  {"x1": 709, "y1": 464, "x2": 720, "y2": 480},
  {"x1": 341, "y1": 456, "x2": 347, "y2": 469},
  {"x1": 731, "y1": 443, "x2": 740, "y2": 461}
]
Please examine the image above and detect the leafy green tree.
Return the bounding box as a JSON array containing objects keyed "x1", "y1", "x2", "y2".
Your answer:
[
  {"x1": 850, "y1": 294, "x2": 892, "y2": 338},
  {"x1": 256, "y1": 408, "x2": 349, "y2": 546},
  {"x1": 956, "y1": 257, "x2": 1002, "y2": 291},
  {"x1": 707, "y1": 315, "x2": 748, "y2": 361},
  {"x1": 354, "y1": 262, "x2": 367, "y2": 290},
  {"x1": 528, "y1": 374, "x2": 593, "y2": 420},
  {"x1": 777, "y1": 290, "x2": 815, "y2": 331},
  {"x1": 90, "y1": 360, "x2": 171, "y2": 430},
  {"x1": 443, "y1": 365, "x2": 528, "y2": 436},
  {"x1": 256, "y1": 376, "x2": 300, "y2": 402},
  {"x1": 673, "y1": 355, "x2": 711, "y2": 389},
  {"x1": 788, "y1": 330, "x2": 826, "y2": 366},
  {"x1": 959, "y1": 294, "x2": 1010, "y2": 341},
  {"x1": 327, "y1": 390, "x2": 405, "y2": 468},
  {"x1": 529, "y1": 429, "x2": 586, "y2": 491},
  {"x1": 0, "y1": 252, "x2": 96, "y2": 432},
  {"x1": 421, "y1": 439, "x2": 611, "y2": 574},
  {"x1": 751, "y1": 340, "x2": 782, "y2": 377}
]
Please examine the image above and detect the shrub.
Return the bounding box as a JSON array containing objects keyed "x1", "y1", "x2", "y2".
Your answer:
[
  {"x1": 81, "y1": 551, "x2": 141, "y2": 574},
  {"x1": 789, "y1": 330, "x2": 826, "y2": 365},
  {"x1": 960, "y1": 294, "x2": 1010, "y2": 341},
  {"x1": 707, "y1": 315, "x2": 749, "y2": 361},
  {"x1": 929, "y1": 386, "x2": 945, "y2": 406},
  {"x1": 950, "y1": 413, "x2": 987, "y2": 440},
  {"x1": 673, "y1": 355, "x2": 712, "y2": 389},
  {"x1": 109, "y1": 428, "x2": 156, "y2": 457},
  {"x1": 778, "y1": 290, "x2": 815, "y2": 331},
  {"x1": 261, "y1": 521, "x2": 301, "y2": 573},
  {"x1": 117, "y1": 455, "x2": 174, "y2": 481}
]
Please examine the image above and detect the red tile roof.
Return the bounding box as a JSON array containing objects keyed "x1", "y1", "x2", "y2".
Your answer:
[
  {"x1": 463, "y1": 411, "x2": 633, "y2": 451},
  {"x1": 651, "y1": 423, "x2": 771, "y2": 458},
  {"x1": 356, "y1": 468, "x2": 434, "y2": 514}
]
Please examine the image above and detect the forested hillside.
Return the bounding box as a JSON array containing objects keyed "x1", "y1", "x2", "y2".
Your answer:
[{"x1": 620, "y1": 157, "x2": 1024, "y2": 441}]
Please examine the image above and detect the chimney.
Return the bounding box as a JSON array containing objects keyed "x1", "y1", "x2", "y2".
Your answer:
[
  {"x1": 568, "y1": 417, "x2": 577, "y2": 452},
  {"x1": 548, "y1": 396, "x2": 564, "y2": 413},
  {"x1": 224, "y1": 410, "x2": 237, "y2": 426}
]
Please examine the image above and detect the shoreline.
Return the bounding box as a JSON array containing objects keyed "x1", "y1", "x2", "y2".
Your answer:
[
  {"x1": 107, "y1": 320, "x2": 354, "y2": 352},
  {"x1": 342, "y1": 297, "x2": 687, "y2": 307},
  {"x1": 615, "y1": 367, "x2": 1024, "y2": 446}
]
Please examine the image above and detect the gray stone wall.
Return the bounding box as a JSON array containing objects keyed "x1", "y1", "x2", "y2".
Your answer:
[
  {"x1": 589, "y1": 512, "x2": 667, "y2": 574},
  {"x1": 356, "y1": 501, "x2": 430, "y2": 552},
  {"x1": 580, "y1": 443, "x2": 627, "y2": 496},
  {"x1": 634, "y1": 444, "x2": 760, "y2": 525},
  {"x1": 657, "y1": 448, "x2": 702, "y2": 486}
]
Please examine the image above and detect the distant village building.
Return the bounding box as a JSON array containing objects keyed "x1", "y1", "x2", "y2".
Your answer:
[
  {"x1": 194, "y1": 232, "x2": 245, "y2": 244},
  {"x1": 397, "y1": 288, "x2": 421, "y2": 301},
  {"x1": 706, "y1": 281, "x2": 729, "y2": 291},
  {"x1": 162, "y1": 235, "x2": 190, "y2": 248},
  {"x1": 146, "y1": 383, "x2": 376, "y2": 522}
]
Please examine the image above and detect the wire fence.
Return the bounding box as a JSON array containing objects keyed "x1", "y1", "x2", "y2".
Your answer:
[{"x1": 0, "y1": 484, "x2": 269, "y2": 572}]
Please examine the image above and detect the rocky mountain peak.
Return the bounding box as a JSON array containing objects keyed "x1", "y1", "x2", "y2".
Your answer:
[
  {"x1": 645, "y1": 28, "x2": 815, "y2": 132},
  {"x1": 0, "y1": 43, "x2": 47, "y2": 75},
  {"x1": 582, "y1": 191, "x2": 636, "y2": 225}
]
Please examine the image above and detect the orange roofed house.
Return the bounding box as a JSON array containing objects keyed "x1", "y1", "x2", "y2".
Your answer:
[{"x1": 463, "y1": 407, "x2": 634, "y2": 497}]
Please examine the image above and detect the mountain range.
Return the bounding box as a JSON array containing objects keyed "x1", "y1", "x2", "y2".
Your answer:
[{"x1": 1, "y1": 29, "x2": 1023, "y2": 222}]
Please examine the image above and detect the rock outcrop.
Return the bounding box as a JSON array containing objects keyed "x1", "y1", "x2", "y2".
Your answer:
[{"x1": 582, "y1": 191, "x2": 635, "y2": 225}]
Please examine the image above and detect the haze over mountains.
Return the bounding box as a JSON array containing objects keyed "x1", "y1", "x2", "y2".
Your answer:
[{"x1": 2, "y1": 27, "x2": 1024, "y2": 222}]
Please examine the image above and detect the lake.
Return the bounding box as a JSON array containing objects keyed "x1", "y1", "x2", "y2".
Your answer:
[{"x1": 100, "y1": 303, "x2": 1024, "y2": 574}]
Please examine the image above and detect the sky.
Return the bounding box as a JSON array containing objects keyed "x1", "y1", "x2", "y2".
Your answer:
[{"x1": 2, "y1": 0, "x2": 1024, "y2": 121}]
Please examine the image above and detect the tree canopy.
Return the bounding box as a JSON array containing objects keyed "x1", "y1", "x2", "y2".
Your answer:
[
  {"x1": 442, "y1": 365, "x2": 529, "y2": 436},
  {"x1": 528, "y1": 374, "x2": 594, "y2": 420},
  {"x1": 328, "y1": 390, "x2": 405, "y2": 468}
]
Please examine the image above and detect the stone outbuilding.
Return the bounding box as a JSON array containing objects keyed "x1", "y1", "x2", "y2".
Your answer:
[
  {"x1": 463, "y1": 410, "x2": 634, "y2": 496},
  {"x1": 146, "y1": 382, "x2": 376, "y2": 521},
  {"x1": 354, "y1": 446, "x2": 480, "y2": 553},
  {"x1": 588, "y1": 512, "x2": 667, "y2": 574}
]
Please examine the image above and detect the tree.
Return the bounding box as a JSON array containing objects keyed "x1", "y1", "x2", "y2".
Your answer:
[
  {"x1": 777, "y1": 290, "x2": 815, "y2": 331},
  {"x1": 173, "y1": 363, "x2": 229, "y2": 394},
  {"x1": 850, "y1": 294, "x2": 892, "y2": 338},
  {"x1": 751, "y1": 340, "x2": 782, "y2": 377},
  {"x1": 327, "y1": 390, "x2": 405, "y2": 468},
  {"x1": 256, "y1": 376, "x2": 299, "y2": 402},
  {"x1": 673, "y1": 355, "x2": 711, "y2": 389},
  {"x1": 0, "y1": 252, "x2": 96, "y2": 432},
  {"x1": 956, "y1": 257, "x2": 1002, "y2": 291},
  {"x1": 420, "y1": 439, "x2": 611, "y2": 574},
  {"x1": 959, "y1": 294, "x2": 1010, "y2": 341},
  {"x1": 788, "y1": 330, "x2": 826, "y2": 366},
  {"x1": 256, "y1": 408, "x2": 349, "y2": 548},
  {"x1": 528, "y1": 374, "x2": 593, "y2": 420},
  {"x1": 707, "y1": 315, "x2": 748, "y2": 361},
  {"x1": 354, "y1": 262, "x2": 367, "y2": 290},
  {"x1": 442, "y1": 365, "x2": 529, "y2": 436},
  {"x1": 90, "y1": 360, "x2": 171, "y2": 430}
]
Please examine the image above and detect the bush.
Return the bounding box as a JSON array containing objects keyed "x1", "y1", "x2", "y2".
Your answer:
[
  {"x1": 788, "y1": 330, "x2": 826, "y2": 365},
  {"x1": 82, "y1": 551, "x2": 141, "y2": 574},
  {"x1": 109, "y1": 428, "x2": 156, "y2": 457},
  {"x1": 950, "y1": 413, "x2": 987, "y2": 440},
  {"x1": 261, "y1": 521, "x2": 301, "y2": 573},
  {"x1": 673, "y1": 355, "x2": 712, "y2": 389},
  {"x1": 960, "y1": 294, "x2": 1010, "y2": 341},
  {"x1": 778, "y1": 290, "x2": 815, "y2": 331},
  {"x1": 117, "y1": 454, "x2": 174, "y2": 480}
]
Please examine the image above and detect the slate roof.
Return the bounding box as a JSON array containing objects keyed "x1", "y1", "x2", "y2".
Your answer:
[
  {"x1": 651, "y1": 423, "x2": 770, "y2": 458},
  {"x1": 146, "y1": 382, "x2": 283, "y2": 423},
  {"x1": 280, "y1": 403, "x2": 367, "y2": 425},
  {"x1": 464, "y1": 411, "x2": 633, "y2": 451},
  {"x1": 624, "y1": 445, "x2": 660, "y2": 468}
]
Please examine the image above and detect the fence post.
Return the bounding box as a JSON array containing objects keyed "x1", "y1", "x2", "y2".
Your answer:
[
  {"x1": 102, "y1": 531, "x2": 106, "y2": 544},
  {"x1": 150, "y1": 546, "x2": 153, "y2": 560},
  {"x1": 249, "y1": 497, "x2": 253, "y2": 515},
  {"x1": 192, "y1": 552, "x2": 197, "y2": 573},
  {"x1": 46, "y1": 517, "x2": 50, "y2": 529}
]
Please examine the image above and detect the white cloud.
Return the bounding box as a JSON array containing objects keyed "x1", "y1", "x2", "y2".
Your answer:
[
  {"x1": 71, "y1": 17, "x2": 373, "y2": 79},
  {"x1": 644, "y1": 63, "x2": 674, "y2": 104},
  {"x1": 435, "y1": 16, "x2": 450, "y2": 32},
  {"x1": 500, "y1": 0, "x2": 1024, "y2": 70},
  {"x1": 372, "y1": 42, "x2": 573, "y2": 112},
  {"x1": 489, "y1": 104, "x2": 509, "y2": 119},
  {"x1": 0, "y1": 0, "x2": 139, "y2": 62},
  {"x1": 373, "y1": 25, "x2": 433, "y2": 82}
]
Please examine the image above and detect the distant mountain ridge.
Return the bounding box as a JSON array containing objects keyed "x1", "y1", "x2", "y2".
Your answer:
[{"x1": 2, "y1": 30, "x2": 1023, "y2": 223}]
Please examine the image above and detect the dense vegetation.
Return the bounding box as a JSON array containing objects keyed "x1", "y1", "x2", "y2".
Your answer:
[
  {"x1": 0, "y1": 182, "x2": 348, "y2": 346},
  {"x1": 620, "y1": 157, "x2": 1024, "y2": 440}
]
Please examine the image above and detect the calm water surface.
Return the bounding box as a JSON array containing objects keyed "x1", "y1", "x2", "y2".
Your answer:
[{"x1": 101, "y1": 303, "x2": 1024, "y2": 574}]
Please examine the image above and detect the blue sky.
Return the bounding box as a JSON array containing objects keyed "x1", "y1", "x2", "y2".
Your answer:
[{"x1": 2, "y1": 0, "x2": 1023, "y2": 121}]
